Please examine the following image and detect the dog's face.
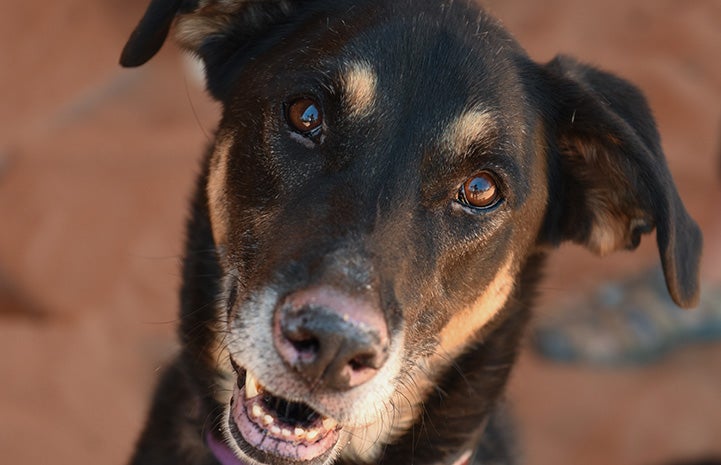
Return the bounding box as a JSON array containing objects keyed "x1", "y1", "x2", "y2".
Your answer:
[
  {"x1": 208, "y1": 6, "x2": 548, "y2": 463},
  {"x1": 122, "y1": 1, "x2": 701, "y2": 465}
]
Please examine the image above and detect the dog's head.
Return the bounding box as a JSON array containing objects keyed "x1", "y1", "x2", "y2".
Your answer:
[{"x1": 123, "y1": 1, "x2": 701, "y2": 464}]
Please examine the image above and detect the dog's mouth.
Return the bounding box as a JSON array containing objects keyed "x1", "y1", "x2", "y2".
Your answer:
[{"x1": 228, "y1": 368, "x2": 342, "y2": 464}]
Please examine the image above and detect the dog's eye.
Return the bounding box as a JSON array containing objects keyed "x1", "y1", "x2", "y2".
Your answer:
[
  {"x1": 287, "y1": 98, "x2": 323, "y2": 139},
  {"x1": 458, "y1": 172, "x2": 500, "y2": 209}
]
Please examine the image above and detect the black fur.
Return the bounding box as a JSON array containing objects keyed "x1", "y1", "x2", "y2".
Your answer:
[{"x1": 121, "y1": 1, "x2": 702, "y2": 464}]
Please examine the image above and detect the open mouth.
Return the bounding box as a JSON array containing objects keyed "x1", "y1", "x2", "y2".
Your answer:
[{"x1": 228, "y1": 368, "x2": 342, "y2": 464}]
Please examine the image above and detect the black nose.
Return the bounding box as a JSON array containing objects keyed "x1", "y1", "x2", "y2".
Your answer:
[{"x1": 273, "y1": 287, "x2": 389, "y2": 391}]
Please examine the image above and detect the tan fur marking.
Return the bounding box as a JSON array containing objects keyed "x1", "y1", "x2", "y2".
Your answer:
[
  {"x1": 176, "y1": 13, "x2": 234, "y2": 50},
  {"x1": 206, "y1": 136, "x2": 232, "y2": 246},
  {"x1": 174, "y1": 1, "x2": 297, "y2": 51},
  {"x1": 587, "y1": 212, "x2": 624, "y2": 255},
  {"x1": 343, "y1": 62, "x2": 377, "y2": 117},
  {"x1": 174, "y1": 1, "x2": 250, "y2": 50},
  {"x1": 584, "y1": 193, "x2": 642, "y2": 256},
  {"x1": 445, "y1": 110, "x2": 496, "y2": 155},
  {"x1": 436, "y1": 257, "x2": 515, "y2": 360}
]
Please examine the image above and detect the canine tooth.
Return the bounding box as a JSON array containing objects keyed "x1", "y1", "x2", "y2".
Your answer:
[
  {"x1": 281, "y1": 429, "x2": 291, "y2": 437},
  {"x1": 263, "y1": 415, "x2": 274, "y2": 425},
  {"x1": 306, "y1": 429, "x2": 319, "y2": 441},
  {"x1": 270, "y1": 426, "x2": 281, "y2": 435},
  {"x1": 251, "y1": 404, "x2": 263, "y2": 418},
  {"x1": 245, "y1": 373, "x2": 259, "y2": 398},
  {"x1": 294, "y1": 427, "x2": 305, "y2": 438},
  {"x1": 322, "y1": 418, "x2": 337, "y2": 430}
]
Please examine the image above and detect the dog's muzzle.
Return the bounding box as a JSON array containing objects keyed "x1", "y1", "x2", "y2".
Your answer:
[{"x1": 227, "y1": 286, "x2": 391, "y2": 464}]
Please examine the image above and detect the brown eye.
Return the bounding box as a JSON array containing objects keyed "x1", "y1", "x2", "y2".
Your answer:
[
  {"x1": 459, "y1": 172, "x2": 500, "y2": 209},
  {"x1": 287, "y1": 98, "x2": 323, "y2": 137}
]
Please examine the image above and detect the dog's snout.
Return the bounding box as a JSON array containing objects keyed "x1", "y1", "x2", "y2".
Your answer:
[{"x1": 274, "y1": 287, "x2": 389, "y2": 391}]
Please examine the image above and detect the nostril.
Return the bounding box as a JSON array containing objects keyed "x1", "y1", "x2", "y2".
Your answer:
[
  {"x1": 284, "y1": 329, "x2": 320, "y2": 359},
  {"x1": 341, "y1": 354, "x2": 380, "y2": 389},
  {"x1": 348, "y1": 353, "x2": 377, "y2": 372},
  {"x1": 348, "y1": 357, "x2": 365, "y2": 372},
  {"x1": 292, "y1": 338, "x2": 319, "y2": 354}
]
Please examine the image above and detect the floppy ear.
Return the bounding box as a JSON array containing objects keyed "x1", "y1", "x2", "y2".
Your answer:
[
  {"x1": 120, "y1": 0, "x2": 299, "y2": 66},
  {"x1": 541, "y1": 55, "x2": 702, "y2": 308},
  {"x1": 120, "y1": 0, "x2": 185, "y2": 67},
  {"x1": 120, "y1": 0, "x2": 306, "y2": 97}
]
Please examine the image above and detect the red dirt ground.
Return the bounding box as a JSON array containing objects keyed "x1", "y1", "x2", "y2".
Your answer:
[{"x1": 1, "y1": 1, "x2": 719, "y2": 464}]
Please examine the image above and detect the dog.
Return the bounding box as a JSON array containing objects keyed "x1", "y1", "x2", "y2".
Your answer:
[{"x1": 120, "y1": 1, "x2": 702, "y2": 464}]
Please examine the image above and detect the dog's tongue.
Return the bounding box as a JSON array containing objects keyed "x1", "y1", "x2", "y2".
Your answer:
[{"x1": 206, "y1": 432, "x2": 251, "y2": 465}]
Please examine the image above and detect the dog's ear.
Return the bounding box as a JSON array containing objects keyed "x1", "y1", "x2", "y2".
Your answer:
[
  {"x1": 120, "y1": 0, "x2": 185, "y2": 67},
  {"x1": 120, "y1": 0, "x2": 300, "y2": 67},
  {"x1": 540, "y1": 55, "x2": 702, "y2": 308},
  {"x1": 121, "y1": 0, "x2": 307, "y2": 98}
]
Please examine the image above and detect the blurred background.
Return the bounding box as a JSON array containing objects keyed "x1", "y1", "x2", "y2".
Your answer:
[{"x1": 0, "y1": 1, "x2": 719, "y2": 464}]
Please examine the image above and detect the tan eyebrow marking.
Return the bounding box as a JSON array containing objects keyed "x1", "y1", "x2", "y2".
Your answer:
[
  {"x1": 445, "y1": 110, "x2": 497, "y2": 155},
  {"x1": 343, "y1": 62, "x2": 378, "y2": 117}
]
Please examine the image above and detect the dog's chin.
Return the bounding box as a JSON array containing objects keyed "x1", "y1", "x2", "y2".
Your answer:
[{"x1": 224, "y1": 367, "x2": 343, "y2": 465}]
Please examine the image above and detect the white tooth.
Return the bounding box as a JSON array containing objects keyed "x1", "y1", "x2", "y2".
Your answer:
[
  {"x1": 245, "y1": 373, "x2": 259, "y2": 398},
  {"x1": 281, "y1": 429, "x2": 292, "y2": 437},
  {"x1": 322, "y1": 418, "x2": 337, "y2": 430},
  {"x1": 294, "y1": 427, "x2": 306, "y2": 438},
  {"x1": 306, "y1": 429, "x2": 319, "y2": 441},
  {"x1": 263, "y1": 415, "x2": 274, "y2": 425},
  {"x1": 270, "y1": 426, "x2": 281, "y2": 435},
  {"x1": 251, "y1": 404, "x2": 263, "y2": 418}
]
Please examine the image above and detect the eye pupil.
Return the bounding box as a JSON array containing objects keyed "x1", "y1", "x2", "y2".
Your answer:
[
  {"x1": 461, "y1": 172, "x2": 499, "y2": 209},
  {"x1": 299, "y1": 105, "x2": 320, "y2": 128},
  {"x1": 287, "y1": 98, "x2": 323, "y2": 136}
]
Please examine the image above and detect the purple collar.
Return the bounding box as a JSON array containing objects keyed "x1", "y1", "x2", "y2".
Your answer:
[{"x1": 206, "y1": 431, "x2": 249, "y2": 465}]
